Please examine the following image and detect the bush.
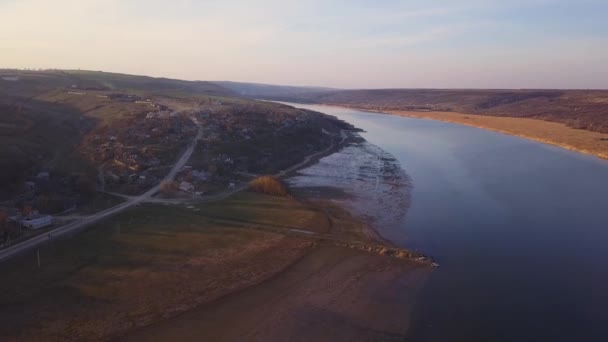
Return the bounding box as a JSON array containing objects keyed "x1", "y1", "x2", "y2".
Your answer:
[
  {"x1": 248, "y1": 176, "x2": 288, "y2": 196},
  {"x1": 160, "y1": 180, "x2": 178, "y2": 195}
]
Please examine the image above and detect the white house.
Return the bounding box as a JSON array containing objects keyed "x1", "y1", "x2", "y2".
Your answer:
[
  {"x1": 22, "y1": 215, "x2": 54, "y2": 230},
  {"x1": 179, "y1": 181, "x2": 194, "y2": 193}
]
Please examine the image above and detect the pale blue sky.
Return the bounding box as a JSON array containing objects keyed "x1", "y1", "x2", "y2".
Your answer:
[{"x1": 1, "y1": 0, "x2": 606, "y2": 88}]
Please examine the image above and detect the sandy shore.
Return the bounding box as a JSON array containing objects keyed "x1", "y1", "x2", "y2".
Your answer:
[{"x1": 357, "y1": 107, "x2": 608, "y2": 160}]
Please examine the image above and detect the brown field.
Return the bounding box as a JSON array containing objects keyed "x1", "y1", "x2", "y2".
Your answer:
[
  {"x1": 0, "y1": 189, "x2": 426, "y2": 341},
  {"x1": 385, "y1": 110, "x2": 608, "y2": 160}
]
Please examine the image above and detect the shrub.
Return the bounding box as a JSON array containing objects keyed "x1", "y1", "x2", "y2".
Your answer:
[
  {"x1": 248, "y1": 176, "x2": 288, "y2": 196},
  {"x1": 160, "y1": 180, "x2": 178, "y2": 195}
]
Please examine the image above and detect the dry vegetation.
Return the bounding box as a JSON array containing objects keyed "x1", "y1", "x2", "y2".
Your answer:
[{"x1": 248, "y1": 175, "x2": 288, "y2": 196}]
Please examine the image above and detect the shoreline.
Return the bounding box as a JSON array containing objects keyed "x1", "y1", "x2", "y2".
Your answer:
[
  {"x1": 120, "y1": 192, "x2": 432, "y2": 341},
  {"x1": 119, "y1": 139, "x2": 432, "y2": 341},
  {"x1": 324, "y1": 104, "x2": 608, "y2": 161}
]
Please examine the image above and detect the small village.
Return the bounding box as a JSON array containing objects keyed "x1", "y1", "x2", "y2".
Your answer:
[{"x1": 0, "y1": 88, "x2": 351, "y2": 247}]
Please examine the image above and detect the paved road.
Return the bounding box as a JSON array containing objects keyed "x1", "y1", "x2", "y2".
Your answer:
[
  {"x1": 0, "y1": 125, "x2": 203, "y2": 262},
  {"x1": 0, "y1": 128, "x2": 346, "y2": 263}
]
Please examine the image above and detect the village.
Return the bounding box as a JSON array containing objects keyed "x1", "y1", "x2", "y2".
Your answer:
[{"x1": 0, "y1": 87, "x2": 352, "y2": 248}]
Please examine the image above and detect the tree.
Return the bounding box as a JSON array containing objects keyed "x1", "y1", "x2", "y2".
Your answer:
[{"x1": 248, "y1": 176, "x2": 288, "y2": 196}]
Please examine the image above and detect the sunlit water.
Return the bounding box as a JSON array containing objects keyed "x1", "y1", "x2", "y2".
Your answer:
[{"x1": 281, "y1": 102, "x2": 608, "y2": 342}]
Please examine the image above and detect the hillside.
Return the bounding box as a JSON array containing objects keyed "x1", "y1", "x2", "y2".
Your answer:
[
  {"x1": 235, "y1": 87, "x2": 608, "y2": 134},
  {"x1": 0, "y1": 70, "x2": 351, "y2": 208}
]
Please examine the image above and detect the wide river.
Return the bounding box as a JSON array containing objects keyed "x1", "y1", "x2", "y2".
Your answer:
[{"x1": 283, "y1": 103, "x2": 608, "y2": 341}]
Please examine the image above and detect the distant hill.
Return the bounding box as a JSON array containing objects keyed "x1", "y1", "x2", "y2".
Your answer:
[
  {"x1": 236, "y1": 86, "x2": 608, "y2": 134},
  {"x1": 213, "y1": 81, "x2": 334, "y2": 99},
  {"x1": 0, "y1": 70, "x2": 236, "y2": 98}
]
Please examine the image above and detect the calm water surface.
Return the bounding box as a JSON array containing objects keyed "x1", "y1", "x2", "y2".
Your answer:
[{"x1": 283, "y1": 103, "x2": 608, "y2": 342}]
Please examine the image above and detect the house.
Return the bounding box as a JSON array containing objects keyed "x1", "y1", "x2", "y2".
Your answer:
[
  {"x1": 21, "y1": 215, "x2": 54, "y2": 230},
  {"x1": 191, "y1": 170, "x2": 209, "y2": 181},
  {"x1": 179, "y1": 181, "x2": 194, "y2": 192}
]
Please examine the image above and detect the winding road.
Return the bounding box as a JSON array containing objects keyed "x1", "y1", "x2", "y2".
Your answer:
[{"x1": 0, "y1": 125, "x2": 203, "y2": 262}]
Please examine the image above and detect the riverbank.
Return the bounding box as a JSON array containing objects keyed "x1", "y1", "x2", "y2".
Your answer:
[
  {"x1": 0, "y1": 190, "x2": 430, "y2": 341},
  {"x1": 334, "y1": 105, "x2": 608, "y2": 160}
]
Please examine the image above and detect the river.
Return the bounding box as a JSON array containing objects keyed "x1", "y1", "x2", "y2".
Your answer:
[{"x1": 282, "y1": 102, "x2": 608, "y2": 341}]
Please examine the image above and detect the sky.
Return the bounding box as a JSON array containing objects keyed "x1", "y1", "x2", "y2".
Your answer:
[{"x1": 1, "y1": 0, "x2": 607, "y2": 89}]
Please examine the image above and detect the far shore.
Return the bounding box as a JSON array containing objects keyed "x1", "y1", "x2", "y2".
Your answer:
[{"x1": 325, "y1": 104, "x2": 608, "y2": 161}]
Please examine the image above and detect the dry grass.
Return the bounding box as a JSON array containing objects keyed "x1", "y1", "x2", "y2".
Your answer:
[
  {"x1": 248, "y1": 175, "x2": 289, "y2": 196},
  {"x1": 0, "y1": 192, "x2": 324, "y2": 341},
  {"x1": 389, "y1": 110, "x2": 608, "y2": 160}
]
